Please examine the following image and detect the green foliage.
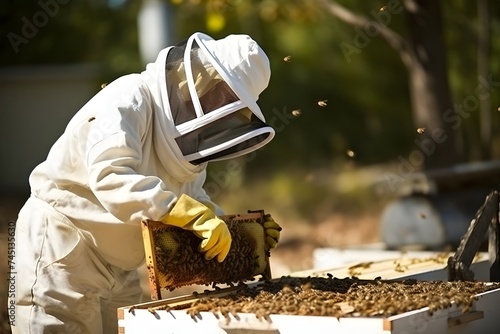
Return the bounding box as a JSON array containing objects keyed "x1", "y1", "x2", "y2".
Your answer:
[
  {"x1": 1, "y1": 0, "x2": 142, "y2": 77},
  {"x1": 2, "y1": 0, "x2": 499, "y2": 176},
  {"x1": 174, "y1": 0, "x2": 415, "y2": 172},
  {"x1": 211, "y1": 162, "x2": 389, "y2": 221}
]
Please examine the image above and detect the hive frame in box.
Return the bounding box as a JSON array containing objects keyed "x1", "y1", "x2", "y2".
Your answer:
[{"x1": 141, "y1": 210, "x2": 272, "y2": 300}]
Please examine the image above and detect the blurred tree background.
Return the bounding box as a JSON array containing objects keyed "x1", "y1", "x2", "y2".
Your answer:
[
  {"x1": 3, "y1": 2, "x2": 500, "y2": 332},
  {"x1": 1, "y1": 0, "x2": 500, "y2": 222}
]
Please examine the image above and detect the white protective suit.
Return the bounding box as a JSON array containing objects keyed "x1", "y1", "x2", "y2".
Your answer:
[{"x1": 11, "y1": 32, "x2": 274, "y2": 334}]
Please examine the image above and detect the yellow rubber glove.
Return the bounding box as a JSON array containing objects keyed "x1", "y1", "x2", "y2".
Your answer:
[
  {"x1": 161, "y1": 194, "x2": 232, "y2": 262},
  {"x1": 263, "y1": 214, "x2": 281, "y2": 249}
]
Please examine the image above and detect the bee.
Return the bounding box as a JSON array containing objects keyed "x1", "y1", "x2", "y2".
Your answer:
[
  {"x1": 379, "y1": 6, "x2": 388, "y2": 12},
  {"x1": 301, "y1": 282, "x2": 313, "y2": 292},
  {"x1": 416, "y1": 127, "x2": 425, "y2": 134},
  {"x1": 292, "y1": 109, "x2": 301, "y2": 117},
  {"x1": 346, "y1": 149, "x2": 355, "y2": 158},
  {"x1": 211, "y1": 309, "x2": 220, "y2": 319},
  {"x1": 394, "y1": 262, "x2": 407, "y2": 272},
  {"x1": 419, "y1": 212, "x2": 426, "y2": 219},
  {"x1": 283, "y1": 55, "x2": 292, "y2": 62},
  {"x1": 88, "y1": 116, "x2": 96, "y2": 122},
  {"x1": 229, "y1": 309, "x2": 240, "y2": 321},
  {"x1": 101, "y1": 82, "x2": 108, "y2": 89},
  {"x1": 317, "y1": 100, "x2": 328, "y2": 107}
]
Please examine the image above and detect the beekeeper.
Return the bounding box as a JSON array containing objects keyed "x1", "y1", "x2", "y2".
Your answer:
[{"x1": 11, "y1": 32, "x2": 281, "y2": 334}]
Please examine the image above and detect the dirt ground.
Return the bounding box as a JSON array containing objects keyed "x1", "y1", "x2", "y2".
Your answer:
[{"x1": 0, "y1": 195, "x2": 382, "y2": 333}]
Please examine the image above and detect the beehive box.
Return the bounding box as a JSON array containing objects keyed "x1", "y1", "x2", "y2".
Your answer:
[
  {"x1": 299, "y1": 251, "x2": 491, "y2": 281},
  {"x1": 119, "y1": 254, "x2": 500, "y2": 334},
  {"x1": 142, "y1": 211, "x2": 271, "y2": 300},
  {"x1": 118, "y1": 277, "x2": 500, "y2": 334}
]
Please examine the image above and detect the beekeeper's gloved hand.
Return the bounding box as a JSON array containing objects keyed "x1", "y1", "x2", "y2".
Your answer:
[
  {"x1": 263, "y1": 214, "x2": 281, "y2": 249},
  {"x1": 161, "y1": 194, "x2": 231, "y2": 262}
]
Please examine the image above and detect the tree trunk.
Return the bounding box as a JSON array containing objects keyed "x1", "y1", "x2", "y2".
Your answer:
[
  {"x1": 403, "y1": 0, "x2": 462, "y2": 170},
  {"x1": 478, "y1": 0, "x2": 491, "y2": 160}
]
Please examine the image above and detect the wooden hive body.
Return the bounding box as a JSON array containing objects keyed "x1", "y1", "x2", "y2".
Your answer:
[{"x1": 119, "y1": 253, "x2": 500, "y2": 333}]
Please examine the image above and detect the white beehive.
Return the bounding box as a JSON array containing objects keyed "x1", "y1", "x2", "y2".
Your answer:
[{"x1": 118, "y1": 253, "x2": 499, "y2": 334}]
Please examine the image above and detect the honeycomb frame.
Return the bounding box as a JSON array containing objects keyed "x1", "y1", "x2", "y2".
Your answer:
[{"x1": 142, "y1": 210, "x2": 271, "y2": 300}]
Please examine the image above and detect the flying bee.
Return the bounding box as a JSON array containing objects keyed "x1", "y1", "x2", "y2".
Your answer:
[
  {"x1": 317, "y1": 100, "x2": 328, "y2": 107},
  {"x1": 88, "y1": 116, "x2": 96, "y2": 122},
  {"x1": 419, "y1": 212, "x2": 426, "y2": 219},
  {"x1": 283, "y1": 55, "x2": 292, "y2": 62},
  {"x1": 416, "y1": 127, "x2": 425, "y2": 134},
  {"x1": 379, "y1": 6, "x2": 388, "y2": 12},
  {"x1": 292, "y1": 109, "x2": 301, "y2": 117},
  {"x1": 346, "y1": 149, "x2": 355, "y2": 158},
  {"x1": 101, "y1": 82, "x2": 108, "y2": 89}
]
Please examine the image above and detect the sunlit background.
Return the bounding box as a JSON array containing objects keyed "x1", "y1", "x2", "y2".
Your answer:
[{"x1": 2, "y1": 1, "x2": 500, "y2": 331}]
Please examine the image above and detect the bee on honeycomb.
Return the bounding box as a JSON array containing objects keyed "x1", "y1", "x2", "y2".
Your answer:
[{"x1": 150, "y1": 217, "x2": 268, "y2": 291}]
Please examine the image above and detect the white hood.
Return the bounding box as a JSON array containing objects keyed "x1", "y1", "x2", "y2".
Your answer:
[
  {"x1": 141, "y1": 47, "x2": 207, "y2": 182},
  {"x1": 142, "y1": 32, "x2": 275, "y2": 168}
]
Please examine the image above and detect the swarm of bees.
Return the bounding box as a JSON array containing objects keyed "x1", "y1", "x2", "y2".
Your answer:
[{"x1": 170, "y1": 276, "x2": 499, "y2": 321}]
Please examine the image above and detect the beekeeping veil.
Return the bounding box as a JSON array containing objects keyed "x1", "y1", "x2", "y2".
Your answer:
[{"x1": 165, "y1": 32, "x2": 275, "y2": 165}]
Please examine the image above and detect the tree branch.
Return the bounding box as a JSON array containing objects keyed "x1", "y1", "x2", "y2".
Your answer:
[{"x1": 316, "y1": 0, "x2": 412, "y2": 66}]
